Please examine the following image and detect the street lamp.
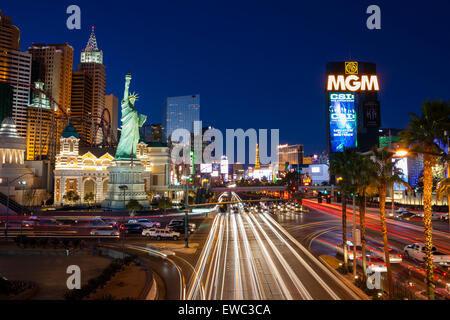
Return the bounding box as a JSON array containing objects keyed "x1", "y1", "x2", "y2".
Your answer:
[
  {"x1": 394, "y1": 150, "x2": 408, "y2": 158},
  {"x1": 2, "y1": 172, "x2": 33, "y2": 239}
]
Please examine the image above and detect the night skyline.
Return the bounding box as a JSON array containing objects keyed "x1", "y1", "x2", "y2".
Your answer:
[{"x1": 2, "y1": 0, "x2": 450, "y2": 153}]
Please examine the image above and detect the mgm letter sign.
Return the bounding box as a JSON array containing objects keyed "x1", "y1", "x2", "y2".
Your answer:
[
  {"x1": 327, "y1": 61, "x2": 380, "y2": 92},
  {"x1": 326, "y1": 61, "x2": 380, "y2": 153}
]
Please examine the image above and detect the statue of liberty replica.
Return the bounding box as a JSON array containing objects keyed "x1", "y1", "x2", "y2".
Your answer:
[{"x1": 102, "y1": 73, "x2": 150, "y2": 210}]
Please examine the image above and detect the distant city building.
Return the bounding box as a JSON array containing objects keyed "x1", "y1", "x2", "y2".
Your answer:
[
  {"x1": 104, "y1": 94, "x2": 118, "y2": 141},
  {"x1": 71, "y1": 71, "x2": 93, "y2": 144},
  {"x1": 379, "y1": 128, "x2": 401, "y2": 148},
  {"x1": 0, "y1": 118, "x2": 48, "y2": 206},
  {"x1": 27, "y1": 42, "x2": 73, "y2": 149},
  {"x1": 0, "y1": 10, "x2": 20, "y2": 51},
  {"x1": 151, "y1": 123, "x2": 162, "y2": 143},
  {"x1": 78, "y1": 27, "x2": 106, "y2": 144},
  {"x1": 304, "y1": 163, "x2": 329, "y2": 185},
  {"x1": 163, "y1": 94, "x2": 200, "y2": 142},
  {"x1": 278, "y1": 144, "x2": 304, "y2": 171},
  {"x1": 27, "y1": 43, "x2": 73, "y2": 116},
  {"x1": 26, "y1": 81, "x2": 52, "y2": 160},
  {"x1": 0, "y1": 82, "x2": 13, "y2": 123},
  {"x1": 0, "y1": 11, "x2": 32, "y2": 138}
]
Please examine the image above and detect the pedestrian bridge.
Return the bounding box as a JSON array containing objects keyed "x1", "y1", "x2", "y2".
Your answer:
[{"x1": 211, "y1": 186, "x2": 288, "y2": 193}]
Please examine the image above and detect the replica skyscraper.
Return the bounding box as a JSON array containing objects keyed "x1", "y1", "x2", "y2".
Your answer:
[{"x1": 78, "y1": 27, "x2": 106, "y2": 144}]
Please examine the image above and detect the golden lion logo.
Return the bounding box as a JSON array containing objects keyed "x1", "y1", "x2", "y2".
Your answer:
[{"x1": 345, "y1": 61, "x2": 358, "y2": 74}]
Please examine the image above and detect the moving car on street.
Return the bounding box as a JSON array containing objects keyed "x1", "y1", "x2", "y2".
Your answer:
[
  {"x1": 119, "y1": 223, "x2": 144, "y2": 234},
  {"x1": 142, "y1": 228, "x2": 180, "y2": 240},
  {"x1": 90, "y1": 229, "x2": 119, "y2": 236},
  {"x1": 404, "y1": 243, "x2": 450, "y2": 266},
  {"x1": 128, "y1": 218, "x2": 160, "y2": 228}
]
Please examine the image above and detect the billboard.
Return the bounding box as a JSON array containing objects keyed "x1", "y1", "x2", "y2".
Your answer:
[
  {"x1": 393, "y1": 157, "x2": 408, "y2": 191},
  {"x1": 220, "y1": 158, "x2": 228, "y2": 174},
  {"x1": 363, "y1": 100, "x2": 380, "y2": 127},
  {"x1": 329, "y1": 93, "x2": 357, "y2": 152},
  {"x1": 200, "y1": 163, "x2": 212, "y2": 173}
]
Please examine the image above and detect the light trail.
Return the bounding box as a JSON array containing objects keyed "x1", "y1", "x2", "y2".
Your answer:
[
  {"x1": 243, "y1": 213, "x2": 291, "y2": 299},
  {"x1": 231, "y1": 209, "x2": 243, "y2": 299},
  {"x1": 187, "y1": 214, "x2": 220, "y2": 299},
  {"x1": 236, "y1": 212, "x2": 264, "y2": 299},
  {"x1": 262, "y1": 212, "x2": 361, "y2": 300},
  {"x1": 248, "y1": 213, "x2": 313, "y2": 299}
]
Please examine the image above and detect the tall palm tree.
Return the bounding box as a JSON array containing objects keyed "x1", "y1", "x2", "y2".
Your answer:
[
  {"x1": 353, "y1": 155, "x2": 375, "y2": 277},
  {"x1": 330, "y1": 148, "x2": 358, "y2": 272},
  {"x1": 400, "y1": 99, "x2": 450, "y2": 300},
  {"x1": 370, "y1": 146, "x2": 411, "y2": 298}
]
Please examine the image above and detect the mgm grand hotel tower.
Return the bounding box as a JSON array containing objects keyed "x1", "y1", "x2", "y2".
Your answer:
[{"x1": 326, "y1": 61, "x2": 381, "y2": 156}]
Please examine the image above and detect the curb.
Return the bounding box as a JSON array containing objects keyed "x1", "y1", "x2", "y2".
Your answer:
[
  {"x1": 319, "y1": 256, "x2": 370, "y2": 300},
  {"x1": 145, "y1": 279, "x2": 157, "y2": 300}
]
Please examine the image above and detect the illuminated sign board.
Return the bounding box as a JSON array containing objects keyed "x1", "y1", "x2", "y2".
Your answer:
[
  {"x1": 220, "y1": 157, "x2": 228, "y2": 174},
  {"x1": 327, "y1": 75, "x2": 379, "y2": 92},
  {"x1": 211, "y1": 171, "x2": 219, "y2": 177},
  {"x1": 329, "y1": 93, "x2": 357, "y2": 152},
  {"x1": 393, "y1": 157, "x2": 408, "y2": 191},
  {"x1": 311, "y1": 166, "x2": 320, "y2": 173},
  {"x1": 200, "y1": 163, "x2": 212, "y2": 173}
]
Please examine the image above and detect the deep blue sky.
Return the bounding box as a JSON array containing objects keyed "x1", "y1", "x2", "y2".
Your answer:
[{"x1": 3, "y1": 0, "x2": 450, "y2": 154}]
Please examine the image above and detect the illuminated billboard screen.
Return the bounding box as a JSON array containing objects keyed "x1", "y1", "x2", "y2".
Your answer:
[
  {"x1": 329, "y1": 93, "x2": 357, "y2": 152},
  {"x1": 200, "y1": 163, "x2": 212, "y2": 173},
  {"x1": 220, "y1": 159, "x2": 228, "y2": 174},
  {"x1": 393, "y1": 157, "x2": 408, "y2": 191}
]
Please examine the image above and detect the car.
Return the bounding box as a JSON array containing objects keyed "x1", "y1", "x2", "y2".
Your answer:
[
  {"x1": 142, "y1": 228, "x2": 158, "y2": 237},
  {"x1": 90, "y1": 229, "x2": 119, "y2": 236},
  {"x1": 395, "y1": 207, "x2": 409, "y2": 213},
  {"x1": 144, "y1": 228, "x2": 180, "y2": 240},
  {"x1": 128, "y1": 218, "x2": 159, "y2": 228},
  {"x1": 169, "y1": 224, "x2": 195, "y2": 234},
  {"x1": 119, "y1": 223, "x2": 144, "y2": 234},
  {"x1": 367, "y1": 246, "x2": 403, "y2": 263},
  {"x1": 21, "y1": 220, "x2": 37, "y2": 228},
  {"x1": 396, "y1": 212, "x2": 416, "y2": 220},
  {"x1": 414, "y1": 211, "x2": 424, "y2": 218},
  {"x1": 169, "y1": 219, "x2": 196, "y2": 229},
  {"x1": 432, "y1": 212, "x2": 445, "y2": 220},
  {"x1": 404, "y1": 243, "x2": 450, "y2": 266}
]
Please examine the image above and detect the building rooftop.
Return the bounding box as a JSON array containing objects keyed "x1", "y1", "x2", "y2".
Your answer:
[{"x1": 61, "y1": 124, "x2": 79, "y2": 138}]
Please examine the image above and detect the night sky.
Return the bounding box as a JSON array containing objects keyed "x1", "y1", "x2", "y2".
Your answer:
[{"x1": 3, "y1": 0, "x2": 450, "y2": 154}]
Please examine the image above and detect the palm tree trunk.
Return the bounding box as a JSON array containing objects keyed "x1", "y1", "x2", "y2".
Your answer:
[
  {"x1": 379, "y1": 185, "x2": 393, "y2": 298},
  {"x1": 423, "y1": 154, "x2": 435, "y2": 300},
  {"x1": 360, "y1": 192, "x2": 367, "y2": 277},
  {"x1": 342, "y1": 190, "x2": 348, "y2": 270}
]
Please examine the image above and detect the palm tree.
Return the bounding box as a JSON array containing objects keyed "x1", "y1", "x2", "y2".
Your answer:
[
  {"x1": 370, "y1": 146, "x2": 411, "y2": 298},
  {"x1": 400, "y1": 99, "x2": 450, "y2": 300},
  {"x1": 436, "y1": 177, "x2": 450, "y2": 229},
  {"x1": 352, "y1": 154, "x2": 375, "y2": 278},
  {"x1": 329, "y1": 148, "x2": 358, "y2": 272}
]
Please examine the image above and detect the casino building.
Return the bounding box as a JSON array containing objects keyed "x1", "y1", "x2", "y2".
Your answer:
[
  {"x1": 54, "y1": 124, "x2": 171, "y2": 205},
  {"x1": 326, "y1": 61, "x2": 381, "y2": 154}
]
